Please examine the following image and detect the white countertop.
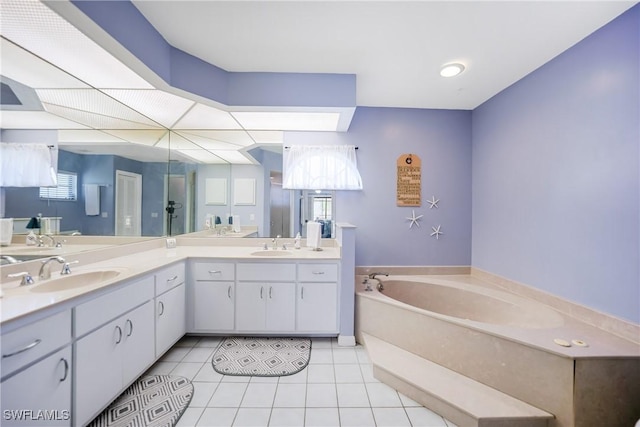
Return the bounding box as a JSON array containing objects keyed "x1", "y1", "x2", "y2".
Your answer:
[{"x1": 0, "y1": 242, "x2": 341, "y2": 326}]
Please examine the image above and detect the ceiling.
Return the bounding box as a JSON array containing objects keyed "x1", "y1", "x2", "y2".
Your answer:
[{"x1": 1, "y1": 0, "x2": 636, "y2": 164}]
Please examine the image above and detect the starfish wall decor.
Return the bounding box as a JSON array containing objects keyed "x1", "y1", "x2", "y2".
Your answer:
[{"x1": 406, "y1": 210, "x2": 423, "y2": 229}]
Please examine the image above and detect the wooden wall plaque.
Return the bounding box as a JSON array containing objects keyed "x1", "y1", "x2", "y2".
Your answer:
[{"x1": 396, "y1": 154, "x2": 421, "y2": 206}]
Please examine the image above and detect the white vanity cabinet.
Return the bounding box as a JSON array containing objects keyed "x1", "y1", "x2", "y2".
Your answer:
[
  {"x1": 191, "y1": 261, "x2": 235, "y2": 332},
  {"x1": 74, "y1": 277, "x2": 155, "y2": 427},
  {"x1": 236, "y1": 263, "x2": 297, "y2": 332},
  {"x1": 155, "y1": 263, "x2": 186, "y2": 357},
  {"x1": 297, "y1": 263, "x2": 339, "y2": 333},
  {"x1": 1, "y1": 310, "x2": 72, "y2": 427}
]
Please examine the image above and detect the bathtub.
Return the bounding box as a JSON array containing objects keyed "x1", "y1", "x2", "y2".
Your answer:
[{"x1": 355, "y1": 274, "x2": 640, "y2": 427}]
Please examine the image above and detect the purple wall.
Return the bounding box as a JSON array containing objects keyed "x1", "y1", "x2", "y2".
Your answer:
[
  {"x1": 285, "y1": 107, "x2": 473, "y2": 267},
  {"x1": 471, "y1": 6, "x2": 639, "y2": 323}
]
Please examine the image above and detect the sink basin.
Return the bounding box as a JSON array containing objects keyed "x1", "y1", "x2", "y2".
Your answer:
[
  {"x1": 250, "y1": 250, "x2": 293, "y2": 257},
  {"x1": 30, "y1": 270, "x2": 122, "y2": 293}
]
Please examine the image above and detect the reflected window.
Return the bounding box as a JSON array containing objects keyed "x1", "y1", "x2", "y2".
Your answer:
[{"x1": 39, "y1": 171, "x2": 77, "y2": 201}]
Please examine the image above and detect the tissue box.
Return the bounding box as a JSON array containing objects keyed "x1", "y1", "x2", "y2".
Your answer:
[{"x1": 0, "y1": 218, "x2": 13, "y2": 246}]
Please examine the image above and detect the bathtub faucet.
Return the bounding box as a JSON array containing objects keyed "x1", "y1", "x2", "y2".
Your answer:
[
  {"x1": 368, "y1": 272, "x2": 389, "y2": 280},
  {"x1": 364, "y1": 272, "x2": 388, "y2": 291}
]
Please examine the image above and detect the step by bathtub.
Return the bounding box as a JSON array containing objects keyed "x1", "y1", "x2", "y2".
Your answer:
[{"x1": 362, "y1": 333, "x2": 554, "y2": 427}]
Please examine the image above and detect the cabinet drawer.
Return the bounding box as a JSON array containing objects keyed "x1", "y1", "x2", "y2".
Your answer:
[
  {"x1": 155, "y1": 262, "x2": 185, "y2": 294},
  {"x1": 192, "y1": 261, "x2": 235, "y2": 281},
  {"x1": 237, "y1": 263, "x2": 296, "y2": 282},
  {"x1": 298, "y1": 263, "x2": 338, "y2": 282},
  {"x1": 75, "y1": 276, "x2": 154, "y2": 338},
  {"x1": 1, "y1": 310, "x2": 71, "y2": 379}
]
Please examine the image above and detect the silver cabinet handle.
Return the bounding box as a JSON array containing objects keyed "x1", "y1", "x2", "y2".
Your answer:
[
  {"x1": 312, "y1": 271, "x2": 325, "y2": 275},
  {"x1": 208, "y1": 270, "x2": 222, "y2": 275},
  {"x1": 269, "y1": 286, "x2": 273, "y2": 299},
  {"x1": 126, "y1": 319, "x2": 133, "y2": 337},
  {"x1": 301, "y1": 286, "x2": 304, "y2": 300},
  {"x1": 2, "y1": 339, "x2": 42, "y2": 358},
  {"x1": 260, "y1": 286, "x2": 264, "y2": 299},
  {"x1": 167, "y1": 275, "x2": 178, "y2": 282},
  {"x1": 115, "y1": 325, "x2": 123, "y2": 344},
  {"x1": 158, "y1": 301, "x2": 165, "y2": 316},
  {"x1": 59, "y1": 358, "x2": 69, "y2": 382},
  {"x1": 228, "y1": 285, "x2": 232, "y2": 299}
]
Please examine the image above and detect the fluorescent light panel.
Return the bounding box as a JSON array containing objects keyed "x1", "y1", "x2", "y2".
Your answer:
[
  {"x1": 0, "y1": 110, "x2": 90, "y2": 129},
  {"x1": 176, "y1": 149, "x2": 228, "y2": 164},
  {"x1": 173, "y1": 103, "x2": 242, "y2": 130},
  {"x1": 103, "y1": 90, "x2": 195, "y2": 128}
]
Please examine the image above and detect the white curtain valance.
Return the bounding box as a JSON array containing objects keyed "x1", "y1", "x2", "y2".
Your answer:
[
  {"x1": 0, "y1": 143, "x2": 58, "y2": 187},
  {"x1": 283, "y1": 145, "x2": 363, "y2": 190}
]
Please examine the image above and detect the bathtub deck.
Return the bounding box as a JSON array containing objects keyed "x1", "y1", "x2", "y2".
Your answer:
[{"x1": 362, "y1": 333, "x2": 554, "y2": 427}]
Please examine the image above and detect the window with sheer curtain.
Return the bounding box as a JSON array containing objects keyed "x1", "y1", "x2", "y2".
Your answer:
[{"x1": 282, "y1": 145, "x2": 363, "y2": 190}]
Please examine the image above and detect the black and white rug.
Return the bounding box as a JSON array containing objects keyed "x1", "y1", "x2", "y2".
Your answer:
[
  {"x1": 88, "y1": 375, "x2": 193, "y2": 427},
  {"x1": 212, "y1": 337, "x2": 311, "y2": 376}
]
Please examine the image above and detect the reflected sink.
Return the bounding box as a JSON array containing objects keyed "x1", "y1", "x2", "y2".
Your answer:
[
  {"x1": 30, "y1": 270, "x2": 122, "y2": 293},
  {"x1": 250, "y1": 250, "x2": 293, "y2": 257}
]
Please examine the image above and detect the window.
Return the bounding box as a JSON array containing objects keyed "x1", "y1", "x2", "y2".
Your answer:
[
  {"x1": 39, "y1": 171, "x2": 77, "y2": 201},
  {"x1": 283, "y1": 145, "x2": 363, "y2": 190}
]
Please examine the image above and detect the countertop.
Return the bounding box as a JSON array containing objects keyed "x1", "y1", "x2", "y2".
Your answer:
[{"x1": 0, "y1": 241, "x2": 341, "y2": 327}]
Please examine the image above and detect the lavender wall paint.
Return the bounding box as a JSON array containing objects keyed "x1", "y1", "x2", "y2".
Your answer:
[
  {"x1": 285, "y1": 107, "x2": 473, "y2": 267},
  {"x1": 471, "y1": 6, "x2": 639, "y2": 322}
]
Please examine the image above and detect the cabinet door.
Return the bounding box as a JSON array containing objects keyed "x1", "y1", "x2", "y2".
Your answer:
[
  {"x1": 236, "y1": 282, "x2": 266, "y2": 331},
  {"x1": 122, "y1": 301, "x2": 155, "y2": 386},
  {"x1": 297, "y1": 283, "x2": 338, "y2": 332},
  {"x1": 156, "y1": 283, "x2": 186, "y2": 357},
  {"x1": 265, "y1": 283, "x2": 296, "y2": 331},
  {"x1": 194, "y1": 281, "x2": 235, "y2": 331},
  {"x1": 1, "y1": 346, "x2": 72, "y2": 427},
  {"x1": 75, "y1": 317, "x2": 123, "y2": 426}
]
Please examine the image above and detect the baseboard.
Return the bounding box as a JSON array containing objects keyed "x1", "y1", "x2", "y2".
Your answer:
[{"x1": 337, "y1": 335, "x2": 356, "y2": 347}]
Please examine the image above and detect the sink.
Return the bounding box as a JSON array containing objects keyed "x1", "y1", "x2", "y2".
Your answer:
[
  {"x1": 30, "y1": 270, "x2": 122, "y2": 293},
  {"x1": 250, "y1": 250, "x2": 293, "y2": 257}
]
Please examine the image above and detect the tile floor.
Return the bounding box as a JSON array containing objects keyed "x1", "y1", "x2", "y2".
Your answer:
[{"x1": 144, "y1": 336, "x2": 458, "y2": 427}]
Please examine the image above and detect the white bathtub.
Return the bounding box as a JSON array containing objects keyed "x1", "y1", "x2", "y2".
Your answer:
[{"x1": 355, "y1": 274, "x2": 640, "y2": 427}]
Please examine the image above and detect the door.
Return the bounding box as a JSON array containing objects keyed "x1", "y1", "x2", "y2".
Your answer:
[
  {"x1": 164, "y1": 174, "x2": 186, "y2": 236},
  {"x1": 269, "y1": 171, "x2": 290, "y2": 238},
  {"x1": 235, "y1": 283, "x2": 266, "y2": 331},
  {"x1": 156, "y1": 284, "x2": 186, "y2": 357},
  {"x1": 265, "y1": 282, "x2": 296, "y2": 331},
  {"x1": 115, "y1": 170, "x2": 142, "y2": 236},
  {"x1": 121, "y1": 301, "x2": 155, "y2": 385},
  {"x1": 297, "y1": 283, "x2": 338, "y2": 332},
  {"x1": 194, "y1": 281, "x2": 235, "y2": 331}
]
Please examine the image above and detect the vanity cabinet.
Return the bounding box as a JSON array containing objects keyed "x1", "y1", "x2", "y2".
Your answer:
[
  {"x1": 1, "y1": 310, "x2": 72, "y2": 427},
  {"x1": 155, "y1": 263, "x2": 186, "y2": 357},
  {"x1": 192, "y1": 261, "x2": 235, "y2": 331},
  {"x1": 74, "y1": 277, "x2": 155, "y2": 427},
  {"x1": 297, "y1": 263, "x2": 339, "y2": 332}
]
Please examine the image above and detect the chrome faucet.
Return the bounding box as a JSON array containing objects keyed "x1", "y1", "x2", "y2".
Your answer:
[
  {"x1": 39, "y1": 256, "x2": 66, "y2": 280},
  {"x1": 272, "y1": 235, "x2": 281, "y2": 250},
  {"x1": 0, "y1": 255, "x2": 20, "y2": 264},
  {"x1": 365, "y1": 272, "x2": 388, "y2": 291},
  {"x1": 368, "y1": 272, "x2": 389, "y2": 280},
  {"x1": 7, "y1": 271, "x2": 35, "y2": 286}
]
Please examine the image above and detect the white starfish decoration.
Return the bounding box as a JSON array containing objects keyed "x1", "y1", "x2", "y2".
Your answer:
[
  {"x1": 427, "y1": 196, "x2": 440, "y2": 209},
  {"x1": 406, "y1": 210, "x2": 423, "y2": 228},
  {"x1": 430, "y1": 225, "x2": 443, "y2": 240}
]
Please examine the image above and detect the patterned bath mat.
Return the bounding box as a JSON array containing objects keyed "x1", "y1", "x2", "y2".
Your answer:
[
  {"x1": 212, "y1": 337, "x2": 311, "y2": 376},
  {"x1": 88, "y1": 375, "x2": 193, "y2": 427}
]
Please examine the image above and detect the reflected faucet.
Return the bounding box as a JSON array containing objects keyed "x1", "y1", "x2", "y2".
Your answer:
[
  {"x1": 0, "y1": 255, "x2": 20, "y2": 264},
  {"x1": 39, "y1": 256, "x2": 66, "y2": 280},
  {"x1": 272, "y1": 235, "x2": 281, "y2": 250}
]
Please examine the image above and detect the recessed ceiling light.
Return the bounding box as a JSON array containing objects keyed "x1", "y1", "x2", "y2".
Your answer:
[{"x1": 440, "y1": 63, "x2": 465, "y2": 78}]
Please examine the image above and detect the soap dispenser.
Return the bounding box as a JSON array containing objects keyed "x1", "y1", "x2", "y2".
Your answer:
[
  {"x1": 26, "y1": 230, "x2": 38, "y2": 246},
  {"x1": 294, "y1": 232, "x2": 301, "y2": 249}
]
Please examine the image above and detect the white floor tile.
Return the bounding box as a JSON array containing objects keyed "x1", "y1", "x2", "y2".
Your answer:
[
  {"x1": 189, "y1": 382, "x2": 218, "y2": 407},
  {"x1": 366, "y1": 383, "x2": 402, "y2": 407},
  {"x1": 194, "y1": 364, "x2": 225, "y2": 382},
  {"x1": 355, "y1": 348, "x2": 371, "y2": 364},
  {"x1": 196, "y1": 337, "x2": 223, "y2": 348},
  {"x1": 175, "y1": 336, "x2": 201, "y2": 348},
  {"x1": 336, "y1": 383, "x2": 370, "y2": 408},
  {"x1": 208, "y1": 382, "x2": 248, "y2": 407},
  {"x1": 277, "y1": 369, "x2": 307, "y2": 383},
  {"x1": 273, "y1": 383, "x2": 306, "y2": 408},
  {"x1": 372, "y1": 407, "x2": 411, "y2": 426},
  {"x1": 171, "y1": 362, "x2": 206, "y2": 381},
  {"x1": 359, "y1": 364, "x2": 380, "y2": 383},
  {"x1": 145, "y1": 361, "x2": 178, "y2": 376},
  {"x1": 268, "y1": 408, "x2": 305, "y2": 427},
  {"x1": 399, "y1": 392, "x2": 423, "y2": 407},
  {"x1": 221, "y1": 375, "x2": 251, "y2": 383},
  {"x1": 160, "y1": 347, "x2": 191, "y2": 362},
  {"x1": 306, "y1": 383, "x2": 338, "y2": 407},
  {"x1": 305, "y1": 408, "x2": 340, "y2": 427},
  {"x1": 240, "y1": 383, "x2": 277, "y2": 407},
  {"x1": 196, "y1": 408, "x2": 237, "y2": 427},
  {"x1": 232, "y1": 408, "x2": 271, "y2": 426},
  {"x1": 175, "y1": 407, "x2": 204, "y2": 427},
  {"x1": 309, "y1": 348, "x2": 333, "y2": 364},
  {"x1": 444, "y1": 419, "x2": 460, "y2": 427},
  {"x1": 334, "y1": 364, "x2": 364, "y2": 383},
  {"x1": 307, "y1": 364, "x2": 335, "y2": 383},
  {"x1": 332, "y1": 348, "x2": 359, "y2": 364},
  {"x1": 311, "y1": 338, "x2": 333, "y2": 349},
  {"x1": 250, "y1": 375, "x2": 279, "y2": 383},
  {"x1": 405, "y1": 407, "x2": 448, "y2": 426},
  {"x1": 183, "y1": 347, "x2": 215, "y2": 363},
  {"x1": 339, "y1": 407, "x2": 376, "y2": 427}
]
